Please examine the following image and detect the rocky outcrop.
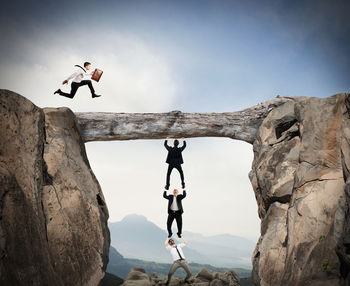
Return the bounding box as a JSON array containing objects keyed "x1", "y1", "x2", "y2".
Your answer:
[
  {"x1": 249, "y1": 94, "x2": 350, "y2": 285},
  {"x1": 0, "y1": 90, "x2": 109, "y2": 285},
  {"x1": 121, "y1": 267, "x2": 240, "y2": 286}
]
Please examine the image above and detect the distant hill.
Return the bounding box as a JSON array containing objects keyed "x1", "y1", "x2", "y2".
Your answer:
[
  {"x1": 107, "y1": 245, "x2": 251, "y2": 280},
  {"x1": 108, "y1": 214, "x2": 255, "y2": 268},
  {"x1": 100, "y1": 272, "x2": 123, "y2": 286}
]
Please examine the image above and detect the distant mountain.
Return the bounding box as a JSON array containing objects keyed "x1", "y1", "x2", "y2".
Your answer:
[
  {"x1": 108, "y1": 214, "x2": 255, "y2": 268},
  {"x1": 106, "y1": 245, "x2": 251, "y2": 280},
  {"x1": 100, "y1": 272, "x2": 123, "y2": 286}
]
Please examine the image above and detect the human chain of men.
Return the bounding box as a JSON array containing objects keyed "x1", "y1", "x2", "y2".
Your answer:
[
  {"x1": 163, "y1": 137, "x2": 192, "y2": 285},
  {"x1": 55, "y1": 62, "x2": 192, "y2": 285}
]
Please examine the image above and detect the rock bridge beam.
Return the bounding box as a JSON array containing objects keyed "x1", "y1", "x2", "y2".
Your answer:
[{"x1": 75, "y1": 97, "x2": 292, "y2": 144}]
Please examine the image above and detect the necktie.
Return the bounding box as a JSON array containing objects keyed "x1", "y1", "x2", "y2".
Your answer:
[{"x1": 175, "y1": 246, "x2": 183, "y2": 260}]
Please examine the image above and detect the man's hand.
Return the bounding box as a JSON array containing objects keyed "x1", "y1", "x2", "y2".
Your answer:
[
  {"x1": 165, "y1": 237, "x2": 169, "y2": 247},
  {"x1": 62, "y1": 80, "x2": 68, "y2": 85},
  {"x1": 182, "y1": 237, "x2": 188, "y2": 245},
  {"x1": 166, "y1": 137, "x2": 170, "y2": 139},
  {"x1": 181, "y1": 137, "x2": 185, "y2": 140}
]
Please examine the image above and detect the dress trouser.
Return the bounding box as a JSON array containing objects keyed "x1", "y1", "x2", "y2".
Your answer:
[
  {"x1": 167, "y1": 210, "x2": 182, "y2": 235},
  {"x1": 59, "y1": 80, "x2": 95, "y2": 98},
  {"x1": 166, "y1": 164, "x2": 185, "y2": 186},
  {"x1": 168, "y1": 259, "x2": 192, "y2": 281}
]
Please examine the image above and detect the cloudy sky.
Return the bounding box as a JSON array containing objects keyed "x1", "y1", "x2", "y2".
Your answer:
[{"x1": 1, "y1": 0, "x2": 349, "y2": 242}]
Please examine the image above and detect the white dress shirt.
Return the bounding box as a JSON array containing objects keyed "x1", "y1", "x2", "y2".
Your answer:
[
  {"x1": 66, "y1": 67, "x2": 91, "y2": 83},
  {"x1": 170, "y1": 197, "x2": 179, "y2": 211},
  {"x1": 166, "y1": 243, "x2": 186, "y2": 261}
]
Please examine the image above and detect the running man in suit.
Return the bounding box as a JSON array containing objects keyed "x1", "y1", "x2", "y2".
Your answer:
[
  {"x1": 164, "y1": 137, "x2": 186, "y2": 190},
  {"x1": 164, "y1": 188, "x2": 186, "y2": 238},
  {"x1": 54, "y1": 62, "x2": 101, "y2": 99}
]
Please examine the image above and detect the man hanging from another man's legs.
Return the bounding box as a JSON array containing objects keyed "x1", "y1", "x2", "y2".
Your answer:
[{"x1": 163, "y1": 188, "x2": 186, "y2": 238}]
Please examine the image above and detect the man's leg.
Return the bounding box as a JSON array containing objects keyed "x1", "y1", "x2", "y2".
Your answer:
[
  {"x1": 79, "y1": 80, "x2": 96, "y2": 96},
  {"x1": 175, "y1": 212, "x2": 183, "y2": 236},
  {"x1": 57, "y1": 82, "x2": 79, "y2": 99},
  {"x1": 167, "y1": 261, "x2": 181, "y2": 285},
  {"x1": 179, "y1": 260, "x2": 192, "y2": 281},
  {"x1": 167, "y1": 213, "x2": 175, "y2": 237},
  {"x1": 175, "y1": 165, "x2": 185, "y2": 188},
  {"x1": 166, "y1": 165, "x2": 174, "y2": 189}
]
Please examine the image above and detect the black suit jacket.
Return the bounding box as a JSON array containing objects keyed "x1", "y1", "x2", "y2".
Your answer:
[
  {"x1": 164, "y1": 140, "x2": 186, "y2": 165},
  {"x1": 163, "y1": 191, "x2": 186, "y2": 214}
]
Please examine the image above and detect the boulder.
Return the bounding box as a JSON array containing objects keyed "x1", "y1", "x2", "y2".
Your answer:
[{"x1": 121, "y1": 268, "x2": 151, "y2": 286}]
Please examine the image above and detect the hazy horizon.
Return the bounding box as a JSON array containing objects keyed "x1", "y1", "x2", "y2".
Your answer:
[{"x1": 109, "y1": 213, "x2": 257, "y2": 243}]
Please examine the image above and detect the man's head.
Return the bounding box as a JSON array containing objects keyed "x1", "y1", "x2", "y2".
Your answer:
[
  {"x1": 173, "y1": 189, "x2": 179, "y2": 197},
  {"x1": 169, "y1": 239, "x2": 175, "y2": 246},
  {"x1": 84, "y1": 62, "x2": 91, "y2": 70},
  {"x1": 174, "y1": 139, "x2": 179, "y2": 147}
]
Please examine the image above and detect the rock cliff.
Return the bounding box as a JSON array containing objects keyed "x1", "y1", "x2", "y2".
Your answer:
[
  {"x1": 1, "y1": 89, "x2": 350, "y2": 286},
  {"x1": 0, "y1": 90, "x2": 109, "y2": 286},
  {"x1": 249, "y1": 94, "x2": 350, "y2": 285}
]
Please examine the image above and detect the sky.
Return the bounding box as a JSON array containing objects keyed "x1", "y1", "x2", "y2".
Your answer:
[{"x1": 0, "y1": 0, "x2": 349, "y2": 242}]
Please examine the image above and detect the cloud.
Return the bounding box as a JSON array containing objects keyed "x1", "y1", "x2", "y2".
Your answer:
[{"x1": 0, "y1": 26, "x2": 177, "y2": 112}]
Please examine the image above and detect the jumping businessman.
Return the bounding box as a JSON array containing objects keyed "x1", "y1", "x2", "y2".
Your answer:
[
  {"x1": 165, "y1": 236, "x2": 192, "y2": 285},
  {"x1": 54, "y1": 62, "x2": 101, "y2": 99},
  {"x1": 164, "y1": 137, "x2": 186, "y2": 190},
  {"x1": 164, "y1": 188, "x2": 186, "y2": 238}
]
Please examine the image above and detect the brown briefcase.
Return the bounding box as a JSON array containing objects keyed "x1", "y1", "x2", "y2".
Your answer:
[{"x1": 91, "y1": 68, "x2": 103, "y2": 82}]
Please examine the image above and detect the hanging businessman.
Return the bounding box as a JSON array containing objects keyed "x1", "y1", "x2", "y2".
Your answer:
[
  {"x1": 164, "y1": 137, "x2": 186, "y2": 190},
  {"x1": 163, "y1": 188, "x2": 186, "y2": 238}
]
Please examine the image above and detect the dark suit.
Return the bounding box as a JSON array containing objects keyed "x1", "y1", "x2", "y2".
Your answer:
[
  {"x1": 163, "y1": 191, "x2": 186, "y2": 236},
  {"x1": 164, "y1": 140, "x2": 186, "y2": 188},
  {"x1": 58, "y1": 80, "x2": 95, "y2": 98}
]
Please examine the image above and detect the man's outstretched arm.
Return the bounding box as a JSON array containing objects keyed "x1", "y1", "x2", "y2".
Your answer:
[
  {"x1": 163, "y1": 191, "x2": 170, "y2": 199},
  {"x1": 165, "y1": 237, "x2": 169, "y2": 247},
  {"x1": 181, "y1": 138, "x2": 186, "y2": 151},
  {"x1": 181, "y1": 237, "x2": 188, "y2": 245},
  {"x1": 164, "y1": 138, "x2": 171, "y2": 151}
]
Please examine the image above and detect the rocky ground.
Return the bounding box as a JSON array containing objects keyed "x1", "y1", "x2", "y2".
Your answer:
[{"x1": 121, "y1": 268, "x2": 240, "y2": 286}]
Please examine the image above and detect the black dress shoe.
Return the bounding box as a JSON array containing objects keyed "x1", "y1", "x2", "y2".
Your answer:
[
  {"x1": 92, "y1": 94, "x2": 101, "y2": 98},
  {"x1": 177, "y1": 232, "x2": 182, "y2": 238},
  {"x1": 182, "y1": 182, "x2": 185, "y2": 189},
  {"x1": 168, "y1": 233, "x2": 173, "y2": 238},
  {"x1": 165, "y1": 185, "x2": 169, "y2": 190},
  {"x1": 54, "y1": 89, "x2": 61, "y2": 94}
]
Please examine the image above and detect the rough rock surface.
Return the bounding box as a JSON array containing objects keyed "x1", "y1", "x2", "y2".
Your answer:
[
  {"x1": 75, "y1": 97, "x2": 291, "y2": 144},
  {"x1": 0, "y1": 90, "x2": 109, "y2": 286},
  {"x1": 42, "y1": 107, "x2": 110, "y2": 285},
  {"x1": 249, "y1": 94, "x2": 350, "y2": 285},
  {"x1": 121, "y1": 267, "x2": 240, "y2": 286}
]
